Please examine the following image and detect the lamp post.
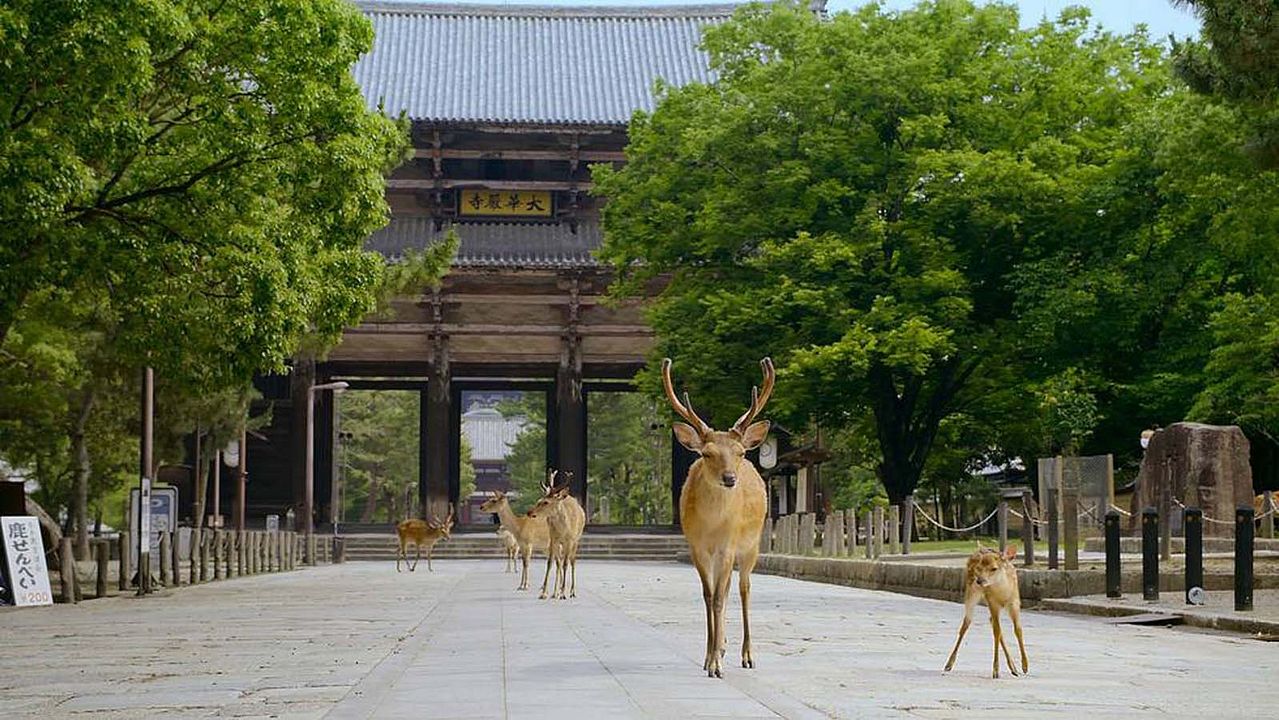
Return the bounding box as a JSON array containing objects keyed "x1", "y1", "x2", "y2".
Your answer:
[{"x1": 306, "y1": 381, "x2": 348, "y2": 562}]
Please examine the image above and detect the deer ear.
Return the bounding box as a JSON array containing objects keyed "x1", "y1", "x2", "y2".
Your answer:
[
  {"x1": 673, "y1": 422, "x2": 703, "y2": 451},
  {"x1": 738, "y1": 420, "x2": 770, "y2": 450},
  {"x1": 1003, "y1": 546, "x2": 1017, "y2": 561}
]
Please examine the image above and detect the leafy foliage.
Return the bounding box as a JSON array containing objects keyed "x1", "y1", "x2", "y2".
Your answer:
[{"x1": 597, "y1": 1, "x2": 1171, "y2": 501}]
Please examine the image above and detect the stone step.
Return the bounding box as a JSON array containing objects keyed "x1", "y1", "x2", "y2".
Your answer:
[{"x1": 339, "y1": 533, "x2": 687, "y2": 561}]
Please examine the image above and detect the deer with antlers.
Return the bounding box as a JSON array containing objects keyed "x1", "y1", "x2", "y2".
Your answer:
[
  {"x1": 395, "y1": 508, "x2": 454, "y2": 572},
  {"x1": 664, "y1": 356, "x2": 773, "y2": 678},
  {"x1": 478, "y1": 490, "x2": 550, "y2": 590},
  {"x1": 528, "y1": 470, "x2": 586, "y2": 600}
]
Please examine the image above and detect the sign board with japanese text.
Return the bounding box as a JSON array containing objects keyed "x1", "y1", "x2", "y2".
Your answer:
[
  {"x1": 1, "y1": 516, "x2": 53, "y2": 606},
  {"x1": 129, "y1": 485, "x2": 177, "y2": 569},
  {"x1": 458, "y1": 189, "x2": 552, "y2": 218}
]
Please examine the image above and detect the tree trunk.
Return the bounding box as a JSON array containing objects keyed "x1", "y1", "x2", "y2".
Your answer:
[
  {"x1": 360, "y1": 473, "x2": 383, "y2": 523},
  {"x1": 70, "y1": 388, "x2": 96, "y2": 560},
  {"x1": 192, "y1": 428, "x2": 207, "y2": 529}
]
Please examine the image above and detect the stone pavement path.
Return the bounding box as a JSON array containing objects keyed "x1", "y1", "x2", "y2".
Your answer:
[{"x1": 1, "y1": 560, "x2": 1277, "y2": 719}]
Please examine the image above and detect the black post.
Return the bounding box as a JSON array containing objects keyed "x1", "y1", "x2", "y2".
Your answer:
[
  {"x1": 1142, "y1": 507, "x2": 1159, "y2": 601},
  {"x1": 1105, "y1": 510, "x2": 1121, "y2": 598},
  {"x1": 1047, "y1": 487, "x2": 1059, "y2": 570},
  {"x1": 1184, "y1": 507, "x2": 1203, "y2": 605},
  {"x1": 1235, "y1": 506, "x2": 1254, "y2": 612}
]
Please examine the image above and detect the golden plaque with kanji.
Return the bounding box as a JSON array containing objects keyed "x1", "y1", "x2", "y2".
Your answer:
[{"x1": 459, "y1": 189, "x2": 553, "y2": 217}]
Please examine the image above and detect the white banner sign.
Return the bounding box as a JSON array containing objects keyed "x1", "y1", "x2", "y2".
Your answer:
[{"x1": 1, "y1": 516, "x2": 53, "y2": 607}]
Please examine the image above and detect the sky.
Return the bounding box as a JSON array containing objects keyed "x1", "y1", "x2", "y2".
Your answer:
[{"x1": 386, "y1": 1, "x2": 1201, "y2": 39}]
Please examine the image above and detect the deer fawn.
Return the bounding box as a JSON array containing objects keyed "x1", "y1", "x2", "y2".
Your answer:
[
  {"x1": 664, "y1": 357, "x2": 772, "y2": 678},
  {"x1": 944, "y1": 545, "x2": 1029, "y2": 678},
  {"x1": 496, "y1": 528, "x2": 519, "y2": 572},
  {"x1": 478, "y1": 490, "x2": 550, "y2": 590},
  {"x1": 395, "y1": 508, "x2": 454, "y2": 572},
  {"x1": 528, "y1": 470, "x2": 586, "y2": 600}
]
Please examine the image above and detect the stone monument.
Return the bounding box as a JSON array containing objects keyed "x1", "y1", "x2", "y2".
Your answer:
[{"x1": 1134, "y1": 422, "x2": 1252, "y2": 537}]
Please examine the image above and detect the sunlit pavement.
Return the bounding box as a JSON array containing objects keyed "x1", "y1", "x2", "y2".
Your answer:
[{"x1": 1, "y1": 560, "x2": 1276, "y2": 719}]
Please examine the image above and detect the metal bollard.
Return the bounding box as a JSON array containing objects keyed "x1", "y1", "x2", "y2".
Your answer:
[
  {"x1": 1142, "y1": 507, "x2": 1159, "y2": 601},
  {"x1": 1184, "y1": 507, "x2": 1203, "y2": 605},
  {"x1": 1236, "y1": 506, "x2": 1254, "y2": 612},
  {"x1": 335, "y1": 537, "x2": 346, "y2": 564},
  {"x1": 159, "y1": 531, "x2": 171, "y2": 586},
  {"x1": 1021, "y1": 490, "x2": 1035, "y2": 567},
  {"x1": 95, "y1": 541, "x2": 109, "y2": 599},
  {"x1": 1046, "y1": 488, "x2": 1059, "y2": 570},
  {"x1": 1105, "y1": 510, "x2": 1121, "y2": 598}
]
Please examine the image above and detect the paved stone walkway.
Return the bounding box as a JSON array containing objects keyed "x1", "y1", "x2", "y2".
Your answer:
[{"x1": 1, "y1": 560, "x2": 1277, "y2": 719}]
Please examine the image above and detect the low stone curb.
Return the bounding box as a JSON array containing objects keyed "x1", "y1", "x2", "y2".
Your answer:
[
  {"x1": 1039, "y1": 596, "x2": 1279, "y2": 637},
  {"x1": 750, "y1": 553, "x2": 1278, "y2": 604}
]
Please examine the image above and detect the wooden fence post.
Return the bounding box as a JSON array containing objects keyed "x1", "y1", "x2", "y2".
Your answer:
[
  {"x1": 1021, "y1": 489, "x2": 1035, "y2": 567},
  {"x1": 95, "y1": 541, "x2": 109, "y2": 599},
  {"x1": 846, "y1": 511, "x2": 857, "y2": 556},
  {"x1": 119, "y1": 530, "x2": 132, "y2": 591},
  {"x1": 59, "y1": 538, "x2": 77, "y2": 604},
  {"x1": 862, "y1": 511, "x2": 873, "y2": 559},
  {"x1": 889, "y1": 505, "x2": 901, "y2": 555},
  {"x1": 213, "y1": 529, "x2": 223, "y2": 581},
  {"x1": 188, "y1": 529, "x2": 199, "y2": 584},
  {"x1": 170, "y1": 529, "x2": 182, "y2": 587},
  {"x1": 159, "y1": 531, "x2": 171, "y2": 586}
]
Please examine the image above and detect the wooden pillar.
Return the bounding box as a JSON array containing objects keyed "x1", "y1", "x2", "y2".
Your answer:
[
  {"x1": 889, "y1": 505, "x2": 901, "y2": 555},
  {"x1": 95, "y1": 541, "x2": 109, "y2": 598},
  {"x1": 872, "y1": 506, "x2": 884, "y2": 559},
  {"x1": 119, "y1": 531, "x2": 132, "y2": 591},
  {"x1": 554, "y1": 360, "x2": 588, "y2": 509},
  {"x1": 235, "y1": 427, "x2": 247, "y2": 531},
  {"x1": 188, "y1": 528, "x2": 199, "y2": 584},
  {"x1": 289, "y1": 357, "x2": 315, "y2": 529},
  {"x1": 170, "y1": 529, "x2": 182, "y2": 587},
  {"x1": 831, "y1": 510, "x2": 845, "y2": 556},
  {"x1": 422, "y1": 359, "x2": 453, "y2": 523}
]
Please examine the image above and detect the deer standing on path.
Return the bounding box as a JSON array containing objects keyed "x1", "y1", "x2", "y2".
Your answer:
[
  {"x1": 528, "y1": 471, "x2": 586, "y2": 600},
  {"x1": 664, "y1": 357, "x2": 772, "y2": 678},
  {"x1": 944, "y1": 545, "x2": 1029, "y2": 678},
  {"x1": 478, "y1": 491, "x2": 550, "y2": 590},
  {"x1": 496, "y1": 528, "x2": 519, "y2": 572},
  {"x1": 395, "y1": 509, "x2": 454, "y2": 572}
]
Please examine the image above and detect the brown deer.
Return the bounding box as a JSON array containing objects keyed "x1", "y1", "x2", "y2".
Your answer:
[
  {"x1": 944, "y1": 545, "x2": 1029, "y2": 679},
  {"x1": 528, "y1": 471, "x2": 586, "y2": 600},
  {"x1": 664, "y1": 357, "x2": 772, "y2": 678},
  {"x1": 478, "y1": 490, "x2": 550, "y2": 590},
  {"x1": 496, "y1": 527, "x2": 519, "y2": 572},
  {"x1": 395, "y1": 508, "x2": 454, "y2": 572}
]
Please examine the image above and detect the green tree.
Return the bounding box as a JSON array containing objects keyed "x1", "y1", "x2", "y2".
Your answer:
[
  {"x1": 339, "y1": 390, "x2": 420, "y2": 523},
  {"x1": 596, "y1": 1, "x2": 1169, "y2": 502},
  {"x1": 587, "y1": 393, "x2": 672, "y2": 524},
  {"x1": 500, "y1": 393, "x2": 548, "y2": 514},
  {"x1": 0, "y1": 0, "x2": 409, "y2": 385},
  {"x1": 1173, "y1": 1, "x2": 1279, "y2": 165}
]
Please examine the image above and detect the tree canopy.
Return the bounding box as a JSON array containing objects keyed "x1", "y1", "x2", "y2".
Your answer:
[{"x1": 597, "y1": 1, "x2": 1174, "y2": 502}]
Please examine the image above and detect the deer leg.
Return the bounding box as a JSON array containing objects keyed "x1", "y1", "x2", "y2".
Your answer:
[
  {"x1": 539, "y1": 544, "x2": 554, "y2": 599},
  {"x1": 989, "y1": 605, "x2": 1011, "y2": 678},
  {"x1": 713, "y1": 555, "x2": 733, "y2": 665},
  {"x1": 519, "y1": 546, "x2": 532, "y2": 590},
  {"x1": 396, "y1": 541, "x2": 403, "y2": 573},
  {"x1": 944, "y1": 590, "x2": 978, "y2": 672},
  {"x1": 426, "y1": 544, "x2": 434, "y2": 572},
  {"x1": 410, "y1": 543, "x2": 419, "y2": 572},
  {"x1": 738, "y1": 550, "x2": 759, "y2": 668},
  {"x1": 568, "y1": 542, "x2": 578, "y2": 598},
  {"x1": 694, "y1": 557, "x2": 717, "y2": 676},
  {"x1": 1009, "y1": 601, "x2": 1029, "y2": 674}
]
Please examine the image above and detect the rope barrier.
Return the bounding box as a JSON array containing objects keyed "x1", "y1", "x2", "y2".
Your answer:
[
  {"x1": 1006, "y1": 507, "x2": 1048, "y2": 526},
  {"x1": 911, "y1": 501, "x2": 999, "y2": 534},
  {"x1": 1171, "y1": 497, "x2": 1265, "y2": 525},
  {"x1": 1108, "y1": 504, "x2": 1133, "y2": 517}
]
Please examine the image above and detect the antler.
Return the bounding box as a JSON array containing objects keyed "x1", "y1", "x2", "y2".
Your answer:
[
  {"x1": 731, "y1": 357, "x2": 776, "y2": 436},
  {"x1": 661, "y1": 358, "x2": 710, "y2": 435},
  {"x1": 543, "y1": 469, "x2": 557, "y2": 495}
]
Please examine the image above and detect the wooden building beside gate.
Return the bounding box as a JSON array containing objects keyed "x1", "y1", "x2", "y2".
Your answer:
[{"x1": 236, "y1": 3, "x2": 751, "y2": 529}]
